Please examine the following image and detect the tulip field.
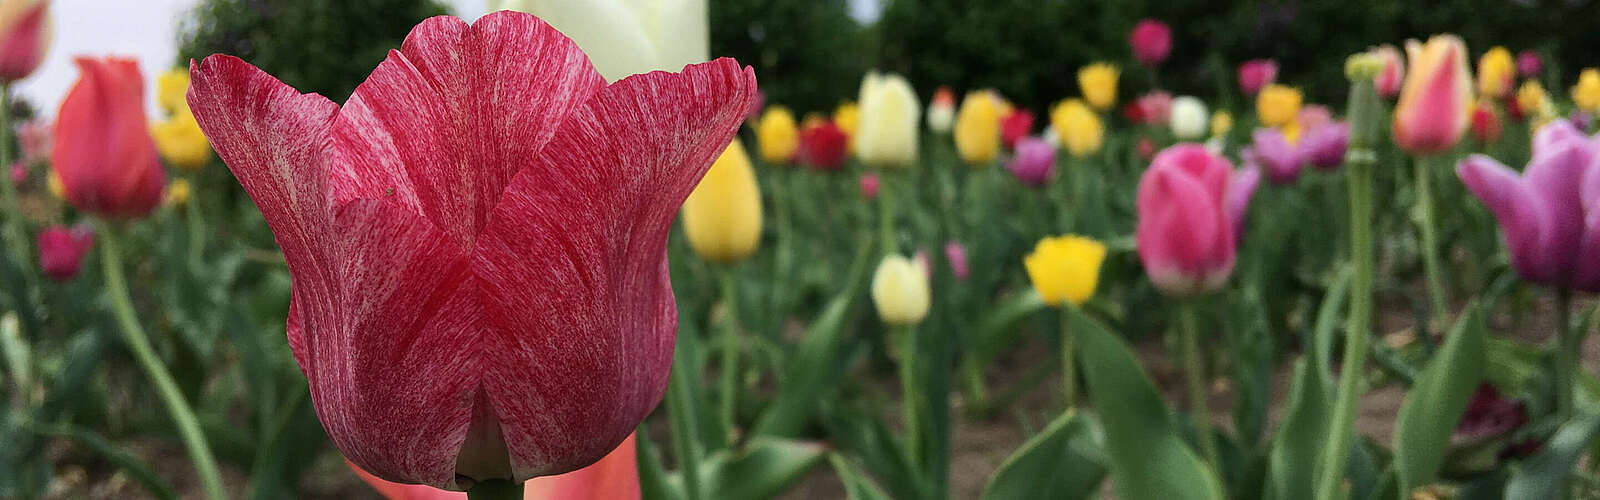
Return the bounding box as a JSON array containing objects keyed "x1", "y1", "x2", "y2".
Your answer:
[{"x1": 7, "y1": 1, "x2": 1600, "y2": 499}]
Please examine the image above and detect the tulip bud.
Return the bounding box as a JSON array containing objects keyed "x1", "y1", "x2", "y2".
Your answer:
[
  {"x1": 36, "y1": 224, "x2": 92, "y2": 281},
  {"x1": 164, "y1": 178, "x2": 191, "y2": 208},
  {"x1": 755, "y1": 106, "x2": 798, "y2": 165},
  {"x1": 1516, "y1": 50, "x2": 1541, "y2": 79},
  {"x1": 871, "y1": 254, "x2": 931, "y2": 326},
  {"x1": 1129, "y1": 19, "x2": 1171, "y2": 68},
  {"x1": 1255, "y1": 84, "x2": 1302, "y2": 129},
  {"x1": 1136, "y1": 145, "x2": 1253, "y2": 296},
  {"x1": 1371, "y1": 45, "x2": 1405, "y2": 100},
  {"x1": 1470, "y1": 102, "x2": 1502, "y2": 145},
  {"x1": 1344, "y1": 53, "x2": 1383, "y2": 81},
  {"x1": 1023, "y1": 234, "x2": 1107, "y2": 307},
  {"x1": 1077, "y1": 63, "x2": 1119, "y2": 111},
  {"x1": 855, "y1": 73, "x2": 919, "y2": 168},
  {"x1": 1000, "y1": 109, "x2": 1034, "y2": 150},
  {"x1": 859, "y1": 173, "x2": 880, "y2": 200},
  {"x1": 1168, "y1": 96, "x2": 1208, "y2": 140},
  {"x1": 1210, "y1": 111, "x2": 1232, "y2": 138},
  {"x1": 682, "y1": 139, "x2": 762, "y2": 264},
  {"x1": 1515, "y1": 81, "x2": 1546, "y2": 122},
  {"x1": 1250, "y1": 128, "x2": 1301, "y2": 184},
  {"x1": 953, "y1": 90, "x2": 1002, "y2": 165},
  {"x1": 1573, "y1": 68, "x2": 1600, "y2": 113},
  {"x1": 52, "y1": 57, "x2": 165, "y2": 220},
  {"x1": 498, "y1": 0, "x2": 707, "y2": 82},
  {"x1": 944, "y1": 241, "x2": 969, "y2": 282},
  {"x1": 1050, "y1": 99, "x2": 1104, "y2": 158},
  {"x1": 1006, "y1": 137, "x2": 1055, "y2": 187},
  {"x1": 1299, "y1": 122, "x2": 1350, "y2": 171},
  {"x1": 797, "y1": 121, "x2": 848, "y2": 171},
  {"x1": 1452, "y1": 383, "x2": 1527, "y2": 447},
  {"x1": 1476, "y1": 47, "x2": 1514, "y2": 99},
  {"x1": 0, "y1": 0, "x2": 49, "y2": 82},
  {"x1": 1393, "y1": 35, "x2": 1473, "y2": 154},
  {"x1": 1237, "y1": 59, "x2": 1278, "y2": 96},
  {"x1": 926, "y1": 86, "x2": 955, "y2": 133}
]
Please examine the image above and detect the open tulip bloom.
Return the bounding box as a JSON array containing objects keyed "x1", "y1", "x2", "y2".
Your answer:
[{"x1": 185, "y1": 11, "x2": 756, "y2": 490}]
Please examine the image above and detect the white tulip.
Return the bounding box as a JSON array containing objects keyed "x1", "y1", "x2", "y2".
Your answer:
[
  {"x1": 855, "y1": 72, "x2": 920, "y2": 168},
  {"x1": 495, "y1": 0, "x2": 708, "y2": 82},
  {"x1": 1169, "y1": 95, "x2": 1209, "y2": 140}
]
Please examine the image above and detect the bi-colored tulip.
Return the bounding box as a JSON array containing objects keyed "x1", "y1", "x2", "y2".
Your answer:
[
  {"x1": 1255, "y1": 84, "x2": 1302, "y2": 129},
  {"x1": 755, "y1": 105, "x2": 798, "y2": 165},
  {"x1": 1471, "y1": 101, "x2": 1502, "y2": 145},
  {"x1": 1250, "y1": 128, "x2": 1301, "y2": 184},
  {"x1": 926, "y1": 86, "x2": 954, "y2": 133},
  {"x1": 871, "y1": 254, "x2": 931, "y2": 326},
  {"x1": 0, "y1": 0, "x2": 48, "y2": 82},
  {"x1": 36, "y1": 224, "x2": 91, "y2": 281},
  {"x1": 1457, "y1": 120, "x2": 1600, "y2": 292},
  {"x1": 1000, "y1": 109, "x2": 1034, "y2": 150},
  {"x1": 953, "y1": 90, "x2": 1001, "y2": 165},
  {"x1": 1023, "y1": 235, "x2": 1107, "y2": 306},
  {"x1": 1300, "y1": 122, "x2": 1350, "y2": 170},
  {"x1": 683, "y1": 139, "x2": 762, "y2": 263},
  {"x1": 353, "y1": 433, "x2": 642, "y2": 500},
  {"x1": 1169, "y1": 95, "x2": 1208, "y2": 140},
  {"x1": 1573, "y1": 69, "x2": 1600, "y2": 113},
  {"x1": 1237, "y1": 59, "x2": 1277, "y2": 96},
  {"x1": 1477, "y1": 46, "x2": 1514, "y2": 99},
  {"x1": 855, "y1": 72, "x2": 919, "y2": 168},
  {"x1": 1373, "y1": 44, "x2": 1406, "y2": 100},
  {"x1": 1006, "y1": 137, "x2": 1055, "y2": 187},
  {"x1": 797, "y1": 120, "x2": 848, "y2": 171},
  {"x1": 1050, "y1": 99, "x2": 1104, "y2": 158},
  {"x1": 186, "y1": 12, "x2": 756, "y2": 488},
  {"x1": 1136, "y1": 144, "x2": 1256, "y2": 296},
  {"x1": 944, "y1": 241, "x2": 969, "y2": 282},
  {"x1": 1129, "y1": 19, "x2": 1171, "y2": 68},
  {"x1": 1077, "y1": 63, "x2": 1118, "y2": 111},
  {"x1": 1517, "y1": 50, "x2": 1541, "y2": 79},
  {"x1": 495, "y1": 0, "x2": 705, "y2": 82},
  {"x1": 52, "y1": 57, "x2": 165, "y2": 220},
  {"x1": 1393, "y1": 35, "x2": 1472, "y2": 154}
]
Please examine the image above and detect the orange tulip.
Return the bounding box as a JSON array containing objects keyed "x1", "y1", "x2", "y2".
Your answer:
[{"x1": 1392, "y1": 35, "x2": 1472, "y2": 154}]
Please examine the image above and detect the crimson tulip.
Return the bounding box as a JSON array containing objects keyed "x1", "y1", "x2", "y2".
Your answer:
[
  {"x1": 797, "y1": 120, "x2": 848, "y2": 170},
  {"x1": 1000, "y1": 109, "x2": 1034, "y2": 150},
  {"x1": 1129, "y1": 19, "x2": 1171, "y2": 68},
  {"x1": 1136, "y1": 144, "x2": 1255, "y2": 296},
  {"x1": 185, "y1": 12, "x2": 756, "y2": 489},
  {"x1": 51, "y1": 57, "x2": 165, "y2": 220},
  {"x1": 1237, "y1": 59, "x2": 1277, "y2": 96},
  {"x1": 1471, "y1": 102, "x2": 1502, "y2": 145},
  {"x1": 36, "y1": 224, "x2": 91, "y2": 281}
]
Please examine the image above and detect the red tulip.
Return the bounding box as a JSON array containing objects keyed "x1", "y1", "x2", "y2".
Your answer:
[
  {"x1": 36, "y1": 224, "x2": 91, "y2": 281},
  {"x1": 1471, "y1": 102, "x2": 1502, "y2": 145},
  {"x1": 1000, "y1": 109, "x2": 1034, "y2": 150},
  {"x1": 185, "y1": 12, "x2": 756, "y2": 489},
  {"x1": 0, "y1": 0, "x2": 49, "y2": 82},
  {"x1": 51, "y1": 57, "x2": 165, "y2": 220},
  {"x1": 1129, "y1": 19, "x2": 1171, "y2": 68},
  {"x1": 353, "y1": 433, "x2": 640, "y2": 500},
  {"x1": 797, "y1": 121, "x2": 848, "y2": 170},
  {"x1": 1237, "y1": 59, "x2": 1278, "y2": 96},
  {"x1": 1136, "y1": 144, "x2": 1253, "y2": 296}
]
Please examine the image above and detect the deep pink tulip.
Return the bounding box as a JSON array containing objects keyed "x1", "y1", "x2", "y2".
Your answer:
[
  {"x1": 353, "y1": 433, "x2": 641, "y2": 500},
  {"x1": 1451, "y1": 383, "x2": 1527, "y2": 446},
  {"x1": 1249, "y1": 128, "x2": 1301, "y2": 184},
  {"x1": 52, "y1": 57, "x2": 165, "y2": 220},
  {"x1": 1237, "y1": 59, "x2": 1277, "y2": 96},
  {"x1": 859, "y1": 173, "x2": 880, "y2": 200},
  {"x1": 1136, "y1": 144, "x2": 1253, "y2": 296},
  {"x1": 1006, "y1": 137, "x2": 1055, "y2": 187},
  {"x1": 1000, "y1": 109, "x2": 1034, "y2": 150},
  {"x1": 1516, "y1": 50, "x2": 1541, "y2": 79},
  {"x1": 1374, "y1": 45, "x2": 1405, "y2": 100},
  {"x1": 1129, "y1": 19, "x2": 1171, "y2": 68},
  {"x1": 186, "y1": 12, "x2": 756, "y2": 489},
  {"x1": 37, "y1": 225, "x2": 92, "y2": 281},
  {"x1": 944, "y1": 241, "x2": 969, "y2": 281},
  {"x1": 1457, "y1": 120, "x2": 1600, "y2": 292},
  {"x1": 0, "y1": 0, "x2": 49, "y2": 82},
  {"x1": 8, "y1": 161, "x2": 23, "y2": 185},
  {"x1": 1299, "y1": 122, "x2": 1350, "y2": 170}
]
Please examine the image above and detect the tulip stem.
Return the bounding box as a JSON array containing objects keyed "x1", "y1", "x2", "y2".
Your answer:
[
  {"x1": 1178, "y1": 302, "x2": 1220, "y2": 474},
  {"x1": 0, "y1": 83, "x2": 31, "y2": 272},
  {"x1": 1315, "y1": 149, "x2": 1376, "y2": 500},
  {"x1": 897, "y1": 324, "x2": 923, "y2": 477},
  {"x1": 716, "y1": 268, "x2": 740, "y2": 443},
  {"x1": 465, "y1": 479, "x2": 522, "y2": 500},
  {"x1": 183, "y1": 178, "x2": 205, "y2": 272},
  {"x1": 666, "y1": 346, "x2": 703, "y2": 500},
  {"x1": 878, "y1": 170, "x2": 896, "y2": 254},
  {"x1": 96, "y1": 222, "x2": 226, "y2": 500},
  {"x1": 1555, "y1": 287, "x2": 1579, "y2": 420},
  {"x1": 1060, "y1": 306, "x2": 1077, "y2": 407},
  {"x1": 1414, "y1": 155, "x2": 1451, "y2": 333}
]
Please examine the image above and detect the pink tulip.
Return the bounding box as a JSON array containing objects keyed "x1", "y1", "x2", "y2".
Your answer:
[
  {"x1": 1006, "y1": 137, "x2": 1055, "y2": 187},
  {"x1": 1237, "y1": 59, "x2": 1278, "y2": 96},
  {"x1": 1297, "y1": 105, "x2": 1333, "y2": 132},
  {"x1": 353, "y1": 433, "x2": 641, "y2": 500},
  {"x1": 52, "y1": 57, "x2": 165, "y2": 220},
  {"x1": 1457, "y1": 120, "x2": 1600, "y2": 292},
  {"x1": 0, "y1": 0, "x2": 49, "y2": 82},
  {"x1": 1136, "y1": 144, "x2": 1253, "y2": 296},
  {"x1": 1393, "y1": 36, "x2": 1472, "y2": 154},
  {"x1": 1249, "y1": 128, "x2": 1301, "y2": 184},
  {"x1": 944, "y1": 241, "x2": 969, "y2": 281},
  {"x1": 186, "y1": 12, "x2": 756, "y2": 489},
  {"x1": 1299, "y1": 122, "x2": 1350, "y2": 171},
  {"x1": 1129, "y1": 19, "x2": 1172, "y2": 68},
  {"x1": 1373, "y1": 45, "x2": 1405, "y2": 100},
  {"x1": 859, "y1": 173, "x2": 880, "y2": 200},
  {"x1": 1135, "y1": 92, "x2": 1173, "y2": 125},
  {"x1": 37, "y1": 225, "x2": 92, "y2": 281},
  {"x1": 1516, "y1": 50, "x2": 1541, "y2": 79}
]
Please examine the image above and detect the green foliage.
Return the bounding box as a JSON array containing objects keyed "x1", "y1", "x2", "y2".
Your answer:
[
  {"x1": 711, "y1": 0, "x2": 874, "y2": 113},
  {"x1": 175, "y1": 0, "x2": 450, "y2": 101},
  {"x1": 1393, "y1": 304, "x2": 1488, "y2": 496}
]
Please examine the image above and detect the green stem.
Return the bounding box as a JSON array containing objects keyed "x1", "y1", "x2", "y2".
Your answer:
[
  {"x1": 1060, "y1": 306, "x2": 1077, "y2": 407},
  {"x1": 665, "y1": 348, "x2": 703, "y2": 500},
  {"x1": 717, "y1": 268, "x2": 740, "y2": 443},
  {"x1": 97, "y1": 222, "x2": 225, "y2": 500},
  {"x1": 183, "y1": 179, "x2": 205, "y2": 272},
  {"x1": 897, "y1": 324, "x2": 922, "y2": 474},
  {"x1": 1414, "y1": 155, "x2": 1450, "y2": 332},
  {"x1": 1555, "y1": 288, "x2": 1579, "y2": 419},
  {"x1": 465, "y1": 479, "x2": 522, "y2": 500},
  {"x1": 1178, "y1": 303, "x2": 1220, "y2": 473},
  {"x1": 0, "y1": 84, "x2": 30, "y2": 271},
  {"x1": 878, "y1": 170, "x2": 896, "y2": 255},
  {"x1": 1315, "y1": 151, "x2": 1375, "y2": 500}
]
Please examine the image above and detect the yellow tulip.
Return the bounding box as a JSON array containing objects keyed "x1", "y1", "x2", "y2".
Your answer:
[
  {"x1": 1210, "y1": 111, "x2": 1233, "y2": 137},
  {"x1": 682, "y1": 139, "x2": 762, "y2": 263},
  {"x1": 953, "y1": 90, "x2": 1002, "y2": 165},
  {"x1": 1049, "y1": 99, "x2": 1104, "y2": 158},
  {"x1": 1255, "y1": 84, "x2": 1302, "y2": 128},
  {"x1": 1476, "y1": 47, "x2": 1514, "y2": 99},
  {"x1": 156, "y1": 69, "x2": 190, "y2": 117},
  {"x1": 1573, "y1": 68, "x2": 1600, "y2": 112},
  {"x1": 151, "y1": 110, "x2": 213, "y2": 171},
  {"x1": 165, "y1": 178, "x2": 191, "y2": 208},
  {"x1": 871, "y1": 254, "x2": 930, "y2": 326},
  {"x1": 1023, "y1": 235, "x2": 1107, "y2": 307},
  {"x1": 1077, "y1": 63, "x2": 1119, "y2": 111},
  {"x1": 46, "y1": 169, "x2": 61, "y2": 199},
  {"x1": 854, "y1": 72, "x2": 920, "y2": 168},
  {"x1": 834, "y1": 101, "x2": 860, "y2": 153},
  {"x1": 755, "y1": 106, "x2": 798, "y2": 165},
  {"x1": 1516, "y1": 80, "x2": 1547, "y2": 117}
]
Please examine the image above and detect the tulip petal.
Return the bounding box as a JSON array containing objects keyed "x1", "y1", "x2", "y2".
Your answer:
[
  {"x1": 1533, "y1": 119, "x2": 1587, "y2": 160},
  {"x1": 350, "y1": 432, "x2": 640, "y2": 500},
  {"x1": 328, "y1": 11, "x2": 606, "y2": 246},
  {"x1": 472, "y1": 58, "x2": 756, "y2": 480},
  {"x1": 1458, "y1": 155, "x2": 1554, "y2": 284},
  {"x1": 1227, "y1": 165, "x2": 1261, "y2": 238},
  {"x1": 1578, "y1": 164, "x2": 1600, "y2": 292}
]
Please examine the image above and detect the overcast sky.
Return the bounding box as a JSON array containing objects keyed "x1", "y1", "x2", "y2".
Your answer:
[{"x1": 14, "y1": 0, "x2": 881, "y2": 119}]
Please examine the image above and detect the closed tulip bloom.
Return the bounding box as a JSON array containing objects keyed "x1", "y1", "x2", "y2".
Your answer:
[
  {"x1": 1573, "y1": 69, "x2": 1600, "y2": 113},
  {"x1": 36, "y1": 224, "x2": 91, "y2": 281},
  {"x1": 1050, "y1": 99, "x2": 1104, "y2": 158},
  {"x1": 755, "y1": 106, "x2": 798, "y2": 165},
  {"x1": 1393, "y1": 35, "x2": 1472, "y2": 154},
  {"x1": 0, "y1": 0, "x2": 48, "y2": 82},
  {"x1": 1250, "y1": 128, "x2": 1301, "y2": 184},
  {"x1": 1373, "y1": 45, "x2": 1406, "y2": 100},
  {"x1": 944, "y1": 241, "x2": 969, "y2": 281},
  {"x1": 1077, "y1": 63, "x2": 1119, "y2": 111},
  {"x1": 1136, "y1": 145, "x2": 1253, "y2": 296},
  {"x1": 1024, "y1": 234, "x2": 1107, "y2": 306},
  {"x1": 953, "y1": 90, "x2": 1001, "y2": 165},
  {"x1": 1210, "y1": 111, "x2": 1232, "y2": 137},
  {"x1": 796, "y1": 121, "x2": 848, "y2": 171},
  {"x1": 1471, "y1": 101, "x2": 1502, "y2": 145},
  {"x1": 1255, "y1": 84, "x2": 1302, "y2": 128},
  {"x1": 1299, "y1": 122, "x2": 1350, "y2": 170},
  {"x1": 185, "y1": 12, "x2": 756, "y2": 488},
  {"x1": 1169, "y1": 95, "x2": 1209, "y2": 140},
  {"x1": 1000, "y1": 109, "x2": 1034, "y2": 150},
  {"x1": 1007, "y1": 137, "x2": 1055, "y2": 187},
  {"x1": 859, "y1": 173, "x2": 879, "y2": 200},
  {"x1": 157, "y1": 68, "x2": 191, "y2": 116},
  {"x1": 1515, "y1": 81, "x2": 1547, "y2": 122},
  {"x1": 926, "y1": 86, "x2": 954, "y2": 133},
  {"x1": 855, "y1": 72, "x2": 919, "y2": 168},
  {"x1": 871, "y1": 254, "x2": 931, "y2": 326},
  {"x1": 495, "y1": 0, "x2": 705, "y2": 82},
  {"x1": 1129, "y1": 19, "x2": 1171, "y2": 68},
  {"x1": 1457, "y1": 120, "x2": 1600, "y2": 292},
  {"x1": 354, "y1": 433, "x2": 643, "y2": 500},
  {"x1": 52, "y1": 57, "x2": 165, "y2": 220},
  {"x1": 164, "y1": 178, "x2": 191, "y2": 208},
  {"x1": 1477, "y1": 47, "x2": 1514, "y2": 99},
  {"x1": 1517, "y1": 50, "x2": 1541, "y2": 79},
  {"x1": 683, "y1": 139, "x2": 762, "y2": 263},
  {"x1": 1237, "y1": 59, "x2": 1277, "y2": 96},
  {"x1": 151, "y1": 110, "x2": 213, "y2": 171}
]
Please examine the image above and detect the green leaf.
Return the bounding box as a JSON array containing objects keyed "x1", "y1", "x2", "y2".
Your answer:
[
  {"x1": 829, "y1": 453, "x2": 893, "y2": 500},
  {"x1": 980, "y1": 411, "x2": 1107, "y2": 500},
  {"x1": 23, "y1": 421, "x2": 177, "y2": 500},
  {"x1": 1504, "y1": 411, "x2": 1600, "y2": 500},
  {"x1": 1393, "y1": 303, "x2": 1487, "y2": 495},
  {"x1": 0, "y1": 312, "x2": 28, "y2": 395},
  {"x1": 636, "y1": 426, "x2": 683, "y2": 500},
  {"x1": 1069, "y1": 306, "x2": 1224, "y2": 500},
  {"x1": 1265, "y1": 359, "x2": 1331, "y2": 500},
  {"x1": 697, "y1": 438, "x2": 828, "y2": 500}
]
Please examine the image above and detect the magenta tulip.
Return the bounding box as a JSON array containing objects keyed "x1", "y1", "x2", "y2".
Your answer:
[
  {"x1": 186, "y1": 12, "x2": 756, "y2": 489},
  {"x1": 1237, "y1": 59, "x2": 1277, "y2": 96},
  {"x1": 1136, "y1": 144, "x2": 1252, "y2": 296},
  {"x1": 1129, "y1": 19, "x2": 1172, "y2": 68},
  {"x1": 1517, "y1": 50, "x2": 1541, "y2": 79},
  {"x1": 1299, "y1": 122, "x2": 1350, "y2": 170},
  {"x1": 944, "y1": 241, "x2": 969, "y2": 281},
  {"x1": 36, "y1": 225, "x2": 92, "y2": 281},
  {"x1": 1457, "y1": 121, "x2": 1600, "y2": 292},
  {"x1": 1250, "y1": 128, "x2": 1301, "y2": 184},
  {"x1": 1006, "y1": 137, "x2": 1055, "y2": 187}
]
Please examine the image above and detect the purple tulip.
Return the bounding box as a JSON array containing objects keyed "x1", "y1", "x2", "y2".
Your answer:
[
  {"x1": 1250, "y1": 128, "x2": 1302, "y2": 184},
  {"x1": 1517, "y1": 50, "x2": 1541, "y2": 79},
  {"x1": 1006, "y1": 137, "x2": 1056, "y2": 187},
  {"x1": 1299, "y1": 122, "x2": 1349, "y2": 170},
  {"x1": 1457, "y1": 120, "x2": 1600, "y2": 292}
]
